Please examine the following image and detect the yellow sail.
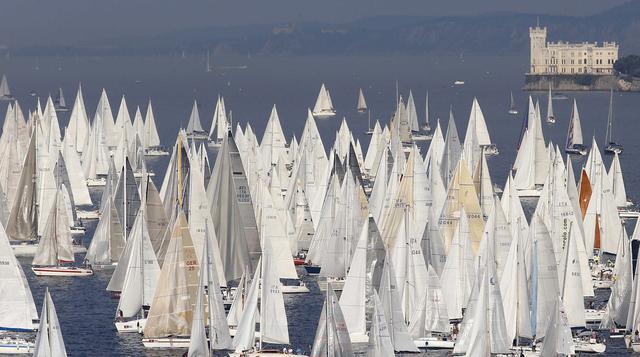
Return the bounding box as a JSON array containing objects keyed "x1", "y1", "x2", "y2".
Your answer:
[
  {"x1": 143, "y1": 211, "x2": 199, "y2": 338},
  {"x1": 438, "y1": 159, "x2": 485, "y2": 253}
]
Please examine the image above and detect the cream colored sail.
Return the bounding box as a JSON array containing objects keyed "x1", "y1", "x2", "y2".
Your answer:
[{"x1": 143, "y1": 211, "x2": 199, "y2": 338}]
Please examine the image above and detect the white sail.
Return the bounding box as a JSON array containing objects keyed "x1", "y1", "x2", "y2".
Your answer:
[
  {"x1": 82, "y1": 112, "x2": 110, "y2": 179},
  {"x1": 7, "y1": 132, "x2": 37, "y2": 241},
  {"x1": 143, "y1": 100, "x2": 161, "y2": 149},
  {"x1": 208, "y1": 131, "x2": 261, "y2": 282},
  {"x1": 600, "y1": 228, "x2": 631, "y2": 328},
  {"x1": 558, "y1": 218, "x2": 586, "y2": 328},
  {"x1": 367, "y1": 292, "x2": 395, "y2": 357},
  {"x1": 339, "y1": 219, "x2": 368, "y2": 340},
  {"x1": 500, "y1": 217, "x2": 532, "y2": 342},
  {"x1": 186, "y1": 100, "x2": 205, "y2": 134},
  {"x1": 0, "y1": 219, "x2": 38, "y2": 331},
  {"x1": 440, "y1": 209, "x2": 476, "y2": 320},
  {"x1": 65, "y1": 84, "x2": 90, "y2": 153},
  {"x1": 531, "y1": 214, "x2": 560, "y2": 338},
  {"x1": 33, "y1": 289, "x2": 67, "y2": 357},
  {"x1": 0, "y1": 75, "x2": 11, "y2": 99},
  {"x1": 357, "y1": 88, "x2": 367, "y2": 112},
  {"x1": 566, "y1": 99, "x2": 584, "y2": 148},
  {"x1": 260, "y1": 105, "x2": 288, "y2": 169},
  {"x1": 143, "y1": 211, "x2": 199, "y2": 338},
  {"x1": 260, "y1": 238, "x2": 290, "y2": 345},
  {"x1": 86, "y1": 198, "x2": 125, "y2": 267},
  {"x1": 209, "y1": 95, "x2": 229, "y2": 142},
  {"x1": 62, "y1": 137, "x2": 91, "y2": 205},
  {"x1": 188, "y1": 264, "x2": 209, "y2": 357},
  {"x1": 32, "y1": 191, "x2": 74, "y2": 266},
  {"x1": 609, "y1": 152, "x2": 628, "y2": 207},
  {"x1": 312, "y1": 83, "x2": 335, "y2": 117},
  {"x1": 453, "y1": 261, "x2": 511, "y2": 356},
  {"x1": 116, "y1": 210, "x2": 161, "y2": 317},
  {"x1": 310, "y1": 284, "x2": 354, "y2": 356},
  {"x1": 96, "y1": 89, "x2": 118, "y2": 147},
  {"x1": 540, "y1": 298, "x2": 574, "y2": 357},
  {"x1": 202, "y1": 231, "x2": 232, "y2": 349},
  {"x1": 232, "y1": 261, "x2": 260, "y2": 352},
  {"x1": 407, "y1": 90, "x2": 420, "y2": 132},
  {"x1": 379, "y1": 254, "x2": 420, "y2": 352}
]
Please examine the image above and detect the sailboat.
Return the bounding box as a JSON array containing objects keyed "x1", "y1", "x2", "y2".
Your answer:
[
  {"x1": 143, "y1": 100, "x2": 168, "y2": 156},
  {"x1": 422, "y1": 92, "x2": 432, "y2": 132},
  {"x1": 0, "y1": 74, "x2": 13, "y2": 101},
  {"x1": 54, "y1": 88, "x2": 69, "y2": 112},
  {"x1": 208, "y1": 95, "x2": 229, "y2": 147},
  {"x1": 186, "y1": 100, "x2": 209, "y2": 140},
  {"x1": 142, "y1": 211, "x2": 199, "y2": 348},
  {"x1": 310, "y1": 283, "x2": 354, "y2": 356},
  {"x1": 187, "y1": 229, "x2": 232, "y2": 355},
  {"x1": 546, "y1": 85, "x2": 555, "y2": 123},
  {"x1": 604, "y1": 89, "x2": 623, "y2": 155},
  {"x1": 508, "y1": 91, "x2": 518, "y2": 115},
  {"x1": 565, "y1": 99, "x2": 587, "y2": 155},
  {"x1": 113, "y1": 206, "x2": 161, "y2": 333},
  {"x1": 31, "y1": 188, "x2": 93, "y2": 276},
  {"x1": 312, "y1": 84, "x2": 336, "y2": 119},
  {"x1": 357, "y1": 88, "x2": 367, "y2": 113},
  {"x1": 0, "y1": 219, "x2": 38, "y2": 354},
  {"x1": 231, "y1": 239, "x2": 306, "y2": 356},
  {"x1": 32, "y1": 288, "x2": 67, "y2": 357}
]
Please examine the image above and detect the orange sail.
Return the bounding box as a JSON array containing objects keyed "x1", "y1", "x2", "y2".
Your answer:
[{"x1": 578, "y1": 169, "x2": 592, "y2": 218}]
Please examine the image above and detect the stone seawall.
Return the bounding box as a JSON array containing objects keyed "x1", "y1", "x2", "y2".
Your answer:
[{"x1": 523, "y1": 74, "x2": 640, "y2": 92}]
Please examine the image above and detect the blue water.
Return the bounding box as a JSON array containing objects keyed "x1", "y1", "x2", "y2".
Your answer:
[{"x1": 2, "y1": 53, "x2": 639, "y2": 355}]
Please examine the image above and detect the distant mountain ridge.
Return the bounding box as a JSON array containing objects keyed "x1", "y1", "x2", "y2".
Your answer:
[{"x1": 11, "y1": 1, "x2": 640, "y2": 56}]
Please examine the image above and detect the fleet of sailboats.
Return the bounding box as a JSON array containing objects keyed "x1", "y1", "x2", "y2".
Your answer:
[{"x1": 0, "y1": 76, "x2": 636, "y2": 356}]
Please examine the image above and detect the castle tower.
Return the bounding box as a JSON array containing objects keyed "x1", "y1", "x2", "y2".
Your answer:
[{"x1": 529, "y1": 26, "x2": 547, "y2": 74}]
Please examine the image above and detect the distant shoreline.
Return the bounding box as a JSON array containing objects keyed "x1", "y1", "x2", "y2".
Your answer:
[{"x1": 523, "y1": 74, "x2": 640, "y2": 92}]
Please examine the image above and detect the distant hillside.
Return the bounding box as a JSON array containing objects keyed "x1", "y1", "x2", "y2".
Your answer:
[{"x1": 11, "y1": 1, "x2": 640, "y2": 56}]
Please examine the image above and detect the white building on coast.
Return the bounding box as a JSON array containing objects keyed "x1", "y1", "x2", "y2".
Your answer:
[{"x1": 529, "y1": 26, "x2": 618, "y2": 75}]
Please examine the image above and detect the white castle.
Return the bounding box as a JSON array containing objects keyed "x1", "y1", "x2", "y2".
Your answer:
[{"x1": 529, "y1": 26, "x2": 618, "y2": 75}]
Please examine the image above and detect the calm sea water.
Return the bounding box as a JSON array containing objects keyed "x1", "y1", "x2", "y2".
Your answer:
[{"x1": 1, "y1": 54, "x2": 638, "y2": 356}]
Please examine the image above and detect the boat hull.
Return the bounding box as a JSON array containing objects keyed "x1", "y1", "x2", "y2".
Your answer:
[
  {"x1": 303, "y1": 265, "x2": 320, "y2": 275},
  {"x1": 115, "y1": 318, "x2": 146, "y2": 333},
  {"x1": 230, "y1": 350, "x2": 307, "y2": 357},
  {"x1": 312, "y1": 111, "x2": 336, "y2": 120},
  {"x1": 32, "y1": 266, "x2": 93, "y2": 277},
  {"x1": 144, "y1": 148, "x2": 169, "y2": 156},
  {"x1": 86, "y1": 178, "x2": 106, "y2": 187},
  {"x1": 0, "y1": 337, "x2": 33, "y2": 354},
  {"x1": 142, "y1": 337, "x2": 190, "y2": 348},
  {"x1": 414, "y1": 337, "x2": 455, "y2": 350},
  {"x1": 76, "y1": 209, "x2": 99, "y2": 219},
  {"x1": 516, "y1": 189, "x2": 542, "y2": 198}
]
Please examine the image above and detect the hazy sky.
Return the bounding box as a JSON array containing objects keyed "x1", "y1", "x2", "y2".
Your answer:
[{"x1": 0, "y1": 0, "x2": 630, "y2": 47}]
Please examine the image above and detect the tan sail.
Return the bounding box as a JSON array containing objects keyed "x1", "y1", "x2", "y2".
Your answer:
[
  {"x1": 143, "y1": 211, "x2": 199, "y2": 338},
  {"x1": 438, "y1": 159, "x2": 485, "y2": 253}
]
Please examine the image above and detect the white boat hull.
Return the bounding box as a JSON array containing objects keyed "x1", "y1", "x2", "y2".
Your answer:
[
  {"x1": 625, "y1": 335, "x2": 640, "y2": 352},
  {"x1": 574, "y1": 340, "x2": 606, "y2": 353},
  {"x1": 412, "y1": 134, "x2": 433, "y2": 141},
  {"x1": 115, "y1": 318, "x2": 146, "y2": 333},
  {"x1": 317, "y1": 278, "x2": 345, "y2": 291},
  {"x1": 142, "y1": 337, "x2": 190, "y2": 348},
  {"x1": 414, "y1": 337, "x2": 455, "y2": 350},
  {"x1": 76, "y1": 209, "x2": 99, "y2": 220},
  {"x1": 13, "y1": 244, "x2": 86, "y2": 257},
  {"x1": 312, "y1": 111, "x2": 336, "y2": 120},
  {"x1": 517, "y1": 189, "x2": 542, "y2": 198},
  {"x1": 230, "y1": 351, "x2": 307, "y2": 357},
  {"x1": 32, "y1": 266, "x2": 93, "y2": 277},
  {"x1": 144, "y1": 148, "x2": 169, "y2": 156},
  {"x1": 86, "y1": 178, "x2": 106, "y2": 187},
  {"x1": 0, "y1": 337, "x2": 33, "y2": 354}
]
